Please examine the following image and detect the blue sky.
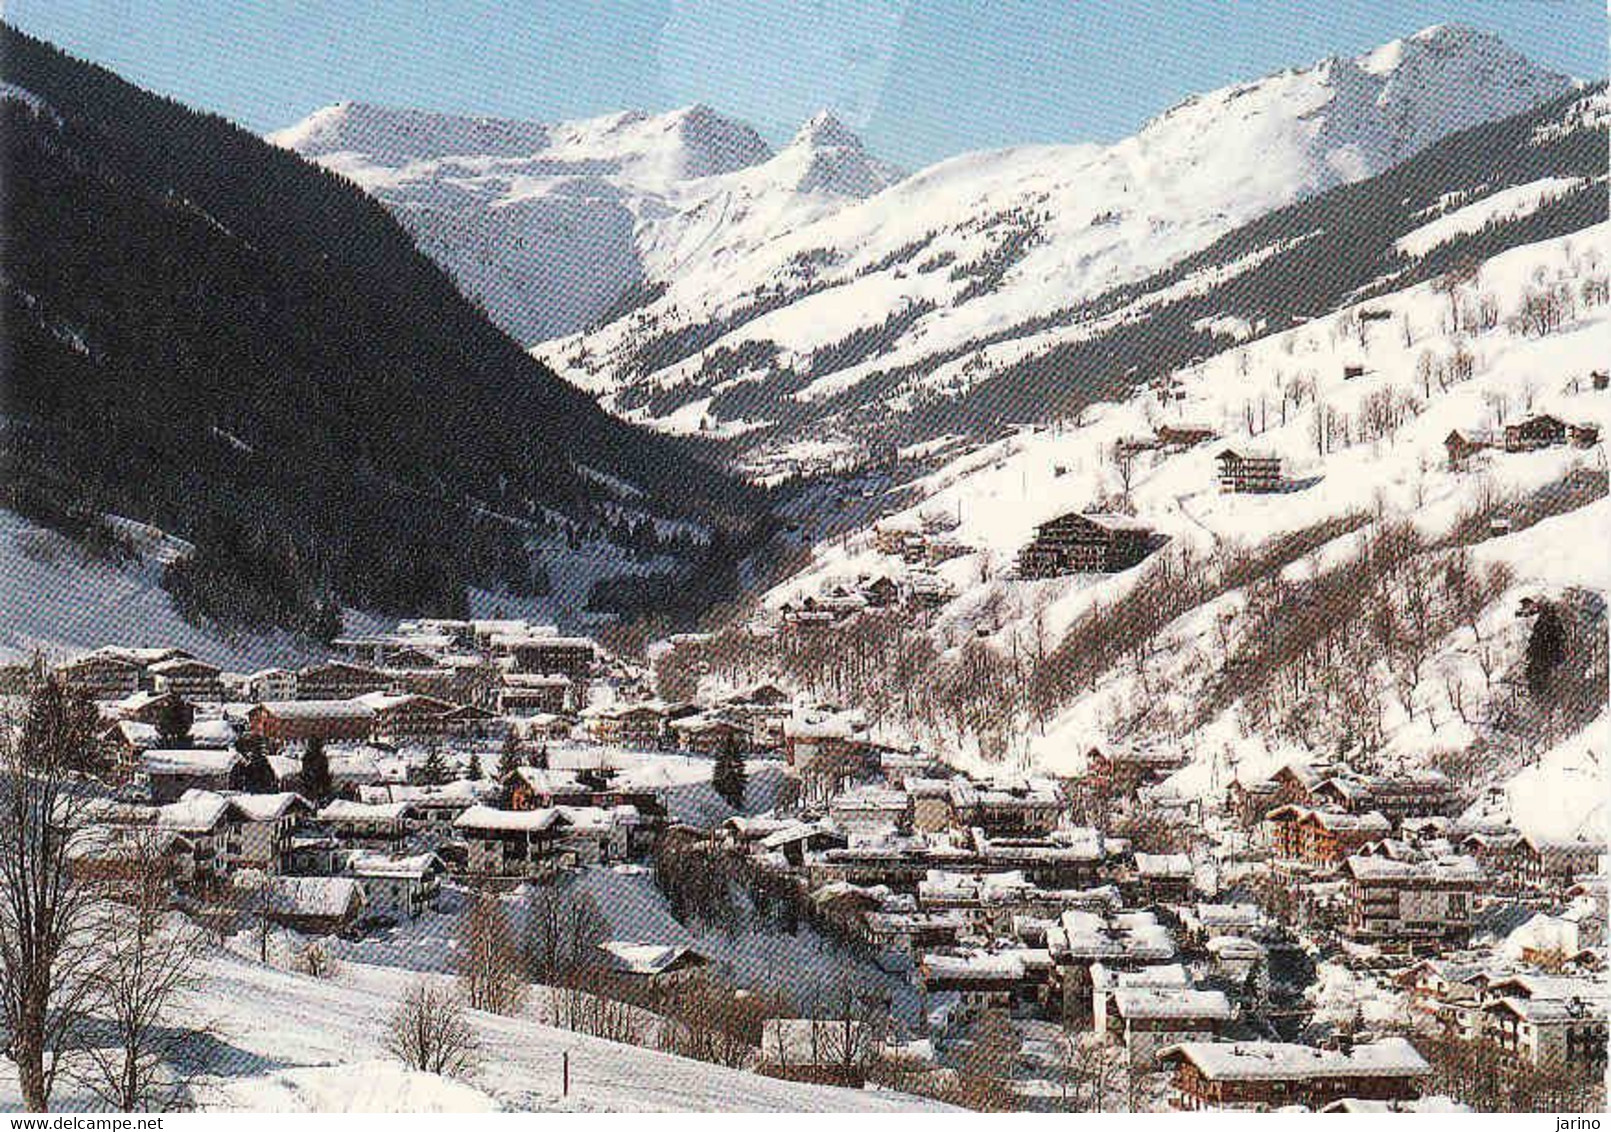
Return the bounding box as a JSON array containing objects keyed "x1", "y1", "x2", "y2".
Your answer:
[{"x1": 2, "y1": 0, "x2": 1605, "y2": 168}]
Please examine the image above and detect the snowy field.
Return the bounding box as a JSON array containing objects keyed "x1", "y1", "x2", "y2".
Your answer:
[{"x1": 0, "y1": 951, "x2": 951, "y2": 1112}]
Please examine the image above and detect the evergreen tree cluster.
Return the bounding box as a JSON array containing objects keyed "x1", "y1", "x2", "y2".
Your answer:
[{"x1": 0, "y1": 25, "x2": 769, "y2": 631}]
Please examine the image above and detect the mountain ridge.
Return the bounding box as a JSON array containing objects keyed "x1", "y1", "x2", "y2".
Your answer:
[
  {"x1": 271, "y1": 99, "x2": 902, "y2": 344},
  {"x1": 531, "y1": 27, "x2": 1585, "y2": 475}
]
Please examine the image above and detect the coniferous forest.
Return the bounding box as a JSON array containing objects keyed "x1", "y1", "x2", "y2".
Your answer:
[{"x1": 0, "y1": 26, "x2": 768, "y2": 631}]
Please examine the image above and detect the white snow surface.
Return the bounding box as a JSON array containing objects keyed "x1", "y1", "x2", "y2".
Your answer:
[
  {"x1": 0, "y1": 508, "x2": 315, "y2": 669},
  {"x1": 0, "y1": 951, "x2": 952, "y2": 1112},
  {"x1": 755, "y1": 225, "x2": 1611, "y2": 837},
  {"x1": 270, "y1": 102, "x2": 901, "y2": 345}
]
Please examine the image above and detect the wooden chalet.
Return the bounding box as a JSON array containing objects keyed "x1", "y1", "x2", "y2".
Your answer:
[
  {"x1": 1519, "y1": 834, "x2": 1604, "y2": 888},
  {"x1": 249, "y1": 699, "x2": 375, "y2": 742},
  {"x1": 1216, "y1": 448, "x2": 1283, "y2": 494},
  {"x1": 1086, "y1": 747, "x2": 1190, "y2": 795},
  {"x1": 587, "y1": 701, "x2": 668, "y2": 749},
  {"x1": 147, "y1": 657, "x2": 225, "y2": 702},
  {"x1": 296, "y1": 661, "x2": 392, "y2": 701},
  {"x1": 254, "y1": 876, "x2": 367, "y2": 935},
  {"x1": 57, "y1": 647, "x2": 188, "y2": 699},
  {"x1": 142, "y1": 748, "x2": 243, "y2": 804},
  {"x1": 504, "y1": 767, "x2": 594, "y2": 810},
  {"x1": 503, "y1": 635, "x2": 594, "y2": 684},
  {"x1": 497, "y1": 673, "x2": 570, "y2": 716},
  {"x1": 1016, "y1": 512, "x2": 1153, "y2": 579},
  {"x1": 919, "y1": 949, "x2": 1045, "y2": 1016},
  {"x1": 1159, "y1": 1038, "x2": 1431, "y2": 1111},
  {"x1": 669, "y1": 714, "x2": 751, "y2": 755},
  {"x1": 1263, "y1": 806, "x2": 1391, "y2": 868},
  {"x1": 1156, "y1": 423, "x2": 1217, "y2": 450},
  {"x1": 1444, "y1": 428, "x2": 1496, "y2": 470},
  {"x1": 1132, "y1": 852, "x2": 1195, "y2": 904},
  {"x1": 1341, "y1": 854, "x2": 1481, "y2": 949},
  {"x1": 1503, "y1": 413, "x2": 1568, "y2": 452},
  {"x1": 1109, "y1": 987, "x2": 1234, "y2": 1068},
  {"x1": 596, "y1": 941, "x2": 710, "y2": 987}
]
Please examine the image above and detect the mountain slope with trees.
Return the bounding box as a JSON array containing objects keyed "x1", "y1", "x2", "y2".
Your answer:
[{"x1": 0, "y1": 25, "x2": 768, "y2": 632}]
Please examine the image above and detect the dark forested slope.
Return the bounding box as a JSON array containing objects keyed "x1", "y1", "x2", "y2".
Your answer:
[{"x1": 0, "y1": 26, "x2": 765, "y2": 629}]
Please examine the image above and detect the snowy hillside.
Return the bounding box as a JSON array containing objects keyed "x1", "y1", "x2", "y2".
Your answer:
[
  {"x1": 0, "y1": 952, "x2": 951, "y2": 1112},
  {"x1": 270, "y1": 102, "x2": 901, "y2": 345},
  {"x1": 538, "y1": 26, "x2": 1579, "y2": 468},
  {"x1": 0, "y1": 508, "x2": 317, "y2": 670},
  {"x1": 710, "y1": 225, "x2": 1610, "y2": 842}
]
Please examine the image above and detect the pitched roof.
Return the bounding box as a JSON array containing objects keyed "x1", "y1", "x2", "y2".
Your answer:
[
  {"x1": 1160, "y1": 1038, "x2": 1431, "y2": 1081},
  {"x1": 142, "y1": 748, "x2": 242, "y2": 776},
  {"x1": 317, "y1": 799, "x2": 413, "y2": 823},
  {"x1": 597, "y1": 940, "x2": 707, "y2": 976},
  {"x1": 1112, "y1": 986, "x2": 1234, "y2": 1021},
  {"x1": 453, "y1": 804, "x2": 563, "y2": 832},
  {"x1": 348, "y1": 852, "x2": 444, "y2": 880},
  {"x1": 253, "y1": 699, "x2": 376, "y2": 721}
]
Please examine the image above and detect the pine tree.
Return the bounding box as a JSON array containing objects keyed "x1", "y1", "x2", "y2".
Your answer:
[
  {"x1": 1525, "y1": 601, "x2": 1568, "y2": 697},
  {"x1": 713, "y1": 731, "x2": 747, "y2": 811},
  {"x1": 231, "y1": 742, "x2": 278, "y2": 793},
  {"x1": 154, "y1": 694, "x2": 194, "y2": 749},
  {"x1": 313, "y1": 598, "x2": 343, "y2": 645},
  {"x1": 301, "y1": 736, "x2": 333, "y2": 803},
  {"x1": 419, "y1": 745, "x2": 451, "y2": 786},
  {"x1": 496, "y1": 731, "x2": 523, "y2": 777},
  {"x1": 529, "y1": 742, "x2": 549, "y2": 771},
  {"x1": 465, "y1": 752, "x2": 483, "y2": 781}
]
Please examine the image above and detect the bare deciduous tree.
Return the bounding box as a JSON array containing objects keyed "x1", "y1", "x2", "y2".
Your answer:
[
  {"x1": 459, "y1": 893, "x2": 525, "y2": 1015},
  {"x1": 69, "y1": 834, "x2": 215, "y2": 1112},
  {"x1": 0, "y1": 679, "x2": 108, "y2": 1111},
  {"x1": 525, "y1": 882, "x2": 608, "y2": 986},
  {"x1": 385, "y1": 981, "x2": 480, "y2": 1078}
]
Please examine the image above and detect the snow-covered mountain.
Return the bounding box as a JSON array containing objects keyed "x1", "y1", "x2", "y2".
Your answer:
[
  {"x1": 533, "y1": 26, "x2": 1578, "y2": 467},
  {"x1": 270, "y1": 102, "x2": 902, "y2": 344}
]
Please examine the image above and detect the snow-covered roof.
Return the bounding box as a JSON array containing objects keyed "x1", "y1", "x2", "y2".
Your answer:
[
  {"x1": 348, "y1": 852, "x2": 443, "y2": 880},
  {"x1": 157, "y1": 790, "x2": 231, "y2": 832},
  {"x1": 1112, "y1": 986, "x2": 1234, "y2": 1021},
  {"x1": 1093, "y1": 962, "x2": 1189, "y2": 991},
  {"x1": 1343, "y1": 854, "x2": 1482, "y2": 882},
  {"x1": 510, "y1": 767, "x2": 587, "y2": 793},
  {"x1": 1189, "y1": 902, "x2": 1263, "y2": 929},
  {"x1": 922, "y1": 949, "x2": 1030, "y2": 981},
  {"x1": 1071, "y1": 511, "x2": 1154, "y2": 532},
  {"x1": 317, "y1": 799, "x2": 414, "y2": 823},
  {"x1": 1048, "y1": 908, "x2": 1175, "y2": 961},
  {"x1": 1160, "y1": 1038, "x2": 1431, "y2": 1081},
  {"x1": 189, "y1": 718, "x2": 238, "y2": 747},
  {"x1": 148, "y1": 656, "x2": 221, "y2": 675},
  {"x1": 830, "y1": 786, "x2": 909, "y2": 812},
  {"x1": 228, "y1": 792, "x2": 309, "y2": 822},
  {"x1": 597, "y1": 940, "x2": 707, "y2": 976},
  {"x1": 1487, "y1": 995, "x2": 1607, "y2": 1025},
  {"x1": 250, "y1": 875, "x2": 365, "y2": 919},
  {"x1": 453, "y1": 804, "x2": 562, "y2": 832},
  {"x1": 1134, "y1": 852, "x2": 1193, "y2": 879},
  {"x1": 143, "y1": 748, "x2": 241, "y2": 776},
  {"x1": 253, "y1": 699, "x2": 375, "y2": 721}
]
